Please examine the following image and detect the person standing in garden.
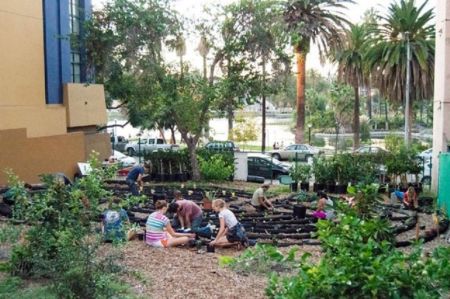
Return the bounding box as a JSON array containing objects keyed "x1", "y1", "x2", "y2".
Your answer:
[
  {"x1": 168, "y1": 191, "x2": 212, "y2": 238},
  {"x1": 251, "y1": 184, "x2": 273, "y2": 211},
  {"x1": 126, "y1": 163, "x2": 150, "y2": 196},
  {"x1": 209, "y1": 199, "x2": 248, "y2": 248},
  {"x1": 146, "y1": 200, "x2": 195, "y2": 248}
]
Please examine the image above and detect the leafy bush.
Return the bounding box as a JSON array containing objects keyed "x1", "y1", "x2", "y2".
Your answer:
[
  {"x1": 266, "y1": 194, "x2": 450, "y2": 299},
  {"x1": 143, "y1": 148, "x2": 235, "y2": 180},
  {"x1": 199, "y1": 154, "x2": 234, "y2": 181},
  {"x1": 310, "y1": 136, "x2": 325, "y2": 147},
  {"x1": 220, "y1": 244, "x2": 298, "y2": 274},
  {"x1": 7, "y1": 153, "x2": 131, "y2": 298},
  {"x1": 289, "y1": 163, "x2": 311, "y2": 182},
  {"x1": 360, "y1": 119, "x2": 371, "y2": 142}
]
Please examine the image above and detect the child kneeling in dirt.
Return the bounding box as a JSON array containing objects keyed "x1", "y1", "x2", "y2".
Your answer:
[
  {"x1": 209, "y1": 199, "x2": 248, "y2": 249},
  {"x1": 102, "y1": 198, "x2": 132, "y2": 242},
  {"x1": 146, "y1": 200, "x2": 195, "y2": 248}
]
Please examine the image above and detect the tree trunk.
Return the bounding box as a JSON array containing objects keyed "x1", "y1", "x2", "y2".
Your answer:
[
  {"x1": 353, "y1": 84, "x2": 360, "y2": 150},
  {"x1": 203, "y1": 55, "x2": 207, "y2": 81},
  {"x1": 367, "y1": 82, "x2": 372, "y2": 119},
  {"x1": 158, "y1": 128, "x2": 166, "y2": 143},
  {"x1": 295, "y1": 49, "x2": 306, "y2": 143},
  {"x1": 406, "y1": 98, "x2": 413, "y2": 143},
  {"x1": 170, "y1": 126, "x2": 176, "y2": 144},
  {"x1": 179, "y1": 130, "x2": 200, "y2": 180},
  {"x1": 262, "y1": 56, "x2": 267, "y2": 152},
  {"x1": 384, "y1": 99, "x2": 389, "y2": 130},
  {"x1": 227, "y1": 104, "x2": 234, "y2": 140}
]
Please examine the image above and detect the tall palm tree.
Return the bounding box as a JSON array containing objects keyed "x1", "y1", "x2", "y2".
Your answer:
[
  {"x1": 284, "y1": 0, "x2": 353, "y2": 143},
  {"x1": 333, "y1": 24, "x2": 369, "y2": 149},
  {"x1": 366, "y1": 0, "x2": 434, "y2": 144}
]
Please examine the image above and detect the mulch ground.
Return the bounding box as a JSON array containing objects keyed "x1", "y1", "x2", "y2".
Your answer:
[{"x1": 117, "y1": 241, "x2": 268, "y2": 299}]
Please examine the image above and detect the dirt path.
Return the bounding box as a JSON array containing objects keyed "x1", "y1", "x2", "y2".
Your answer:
[{"x1": 119, "y1": 241, "x2": 267, "y2": 299}]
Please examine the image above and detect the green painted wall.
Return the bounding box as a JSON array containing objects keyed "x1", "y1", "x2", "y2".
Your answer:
[{"x1": 438, "y1": 153, "x2": 450, "y2": 217}]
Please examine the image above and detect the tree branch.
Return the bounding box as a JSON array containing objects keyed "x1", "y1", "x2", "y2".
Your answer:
[
  {"x1": 107, "y1": 101, "x2": 127, "y2": 110},
  {"x1": 97, "y1": 120, "x2": 130, "y2": 132}
]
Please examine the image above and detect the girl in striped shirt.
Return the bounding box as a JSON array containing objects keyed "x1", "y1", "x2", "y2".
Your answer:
[{"x1": 146, "y1": 200, "x2": 195, "y2": 248}]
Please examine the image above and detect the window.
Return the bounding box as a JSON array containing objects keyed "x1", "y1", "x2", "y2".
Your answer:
[
  {"x1": 148, "y1": 139, "x2": 155, "y2": 145},
  {"x1": 286, "y1": 145, "x2": 296, "y2": 150},
  {"x1": 156, "y1": 139, "x2": 164, "y2": 144},
  {"x1": 70, "y1": 0, "x2": 82, "y2": 83}
]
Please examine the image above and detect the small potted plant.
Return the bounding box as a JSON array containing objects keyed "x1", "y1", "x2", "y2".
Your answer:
[
  {"x1": 290, "y1": 163, "x2": 311, "y2": 192},
  {"x1": 202, "y1": 191, "x2": 215, "y2": 210},
  {"x1": 312, "y1": 157, "x2": 327, "y2": 192}
]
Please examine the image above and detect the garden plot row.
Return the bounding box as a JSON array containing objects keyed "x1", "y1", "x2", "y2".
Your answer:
[{"x1": 103, "y1": 185, "x2": 448, "y2": 248}]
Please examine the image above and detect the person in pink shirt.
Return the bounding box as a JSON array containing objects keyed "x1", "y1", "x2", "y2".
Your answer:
[{"x1": 168, "y1": 190, "x2": 212, "y2": 238}]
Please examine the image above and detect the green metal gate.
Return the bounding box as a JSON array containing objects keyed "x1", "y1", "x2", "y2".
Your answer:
[{"x1": 438, "y1": 153, "x2": 450, "y2": 218}]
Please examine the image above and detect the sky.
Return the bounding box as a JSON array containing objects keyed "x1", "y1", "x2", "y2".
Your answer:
[{"x1": 91, "y1": 0, "x2": 436, "y2": 76}]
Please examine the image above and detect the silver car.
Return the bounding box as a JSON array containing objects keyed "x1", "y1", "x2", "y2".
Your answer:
[{"x1": 270, "y1": 144, "x2": 322, "y2": 161}]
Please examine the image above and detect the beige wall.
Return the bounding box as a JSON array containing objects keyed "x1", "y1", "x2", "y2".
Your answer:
[
  {"x1": 0, "y1": 2, "x2": 111, "y2": 184},
  {"x1": 432, "y1": 0, "x2": 450, "y2": 191},
  {"x1": 64, "y1": 83, "x2": 108, "y2": 128},
  {"x1": 0, "y1": 129, "x2": 111, "y2": 185},
  {"x1": 0, "y1": 0, "x2": 68, "y2": 137},
  {"x1": 0, "y1": 1, "x2": 45, "y2": 107}
]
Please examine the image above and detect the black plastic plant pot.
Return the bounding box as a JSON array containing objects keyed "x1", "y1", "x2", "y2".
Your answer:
[
  {"x1": 336, "y1": 184, "x2": 347, "y2": 194},
  {"x1": 291, "y1": 182, "x2": 298, "y2": 192},
  {"x1": 293, "y1": 205, "x2": 306, "y2": 219},
  {"x1": 378, "y1": 186, "x2": 387, "y2": 194},
  {"x1": 326, "y1": 183, "x2": 336, "y2": 193},
  {"x1": 206, "y1": 244, "x2": 215, "y2": 253},
  {"x1": 313, "y1": 183, "x2": 325, "y2": 192},
  {"x1": 300, "y1": 182, "x2": 309, "y2": 192}
]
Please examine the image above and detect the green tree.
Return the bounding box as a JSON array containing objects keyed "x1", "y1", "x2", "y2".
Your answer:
[
  {"x1": 283, "y1": 0, "x2": 353, "y2": 143},
  {"x1": 85, "y1": 0, "x2": 181, "y2": 132},
  {"x1": 333, "y1": 24, "x2": 370, "y2": 149},
  {"x1": 366, "y1": 0, "x2": 434, "y2": 144},
  {"x1": 231, "y1": 113, "x2": 259, "y2": 150},
  {"x1": 218, "y1": 0, "x2": 290, "y2": 151},
  {"x1": 330, "y1": 83, "x2": 354, "y2": 153}
]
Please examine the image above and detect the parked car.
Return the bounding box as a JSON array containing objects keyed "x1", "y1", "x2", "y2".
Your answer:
[
  {"x1": 112, "y1": 150, "x2": 137, "y2": 167},
  {"x1": 205, "y1": 140, "x2": 240, "y2": 152},
  {"x1": 270, "y1": 144, "x2": 322, "y2": 161},
  {"x1": 124, "y1": 137, "x2": 179, "y2": 156},
  {"x1": 418, "y1": 148, "x2": 432, "y2": 184},
  {"x1": 354, "y1": 146, "x2": 388, "y2": 154},
  {"x1": 110, "y1": 135, "x2": 128, "y2": 152},
  {"x1": 247, "y1": 153, "x2": 291, "y2": 179}
]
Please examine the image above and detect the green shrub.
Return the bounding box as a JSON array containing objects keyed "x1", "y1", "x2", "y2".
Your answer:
[
  {"x1": 199, "y1": 154, "x2": 234, "y2": 181},
  {"x1": 7, "y1": 153, "x2": 131, "y2": 298},
  {"x1": 360, "y1": 120, "x2": 371, "y2": 142},
  {"x1": 289, "y1": 163, "x2": 311, "y2": 182},
  {"x1": 220, "y1": 244, "x2": 298, "y2": 274},
  {"x1": 266, "y1": 195, "x2": 450, "y2": 299}
]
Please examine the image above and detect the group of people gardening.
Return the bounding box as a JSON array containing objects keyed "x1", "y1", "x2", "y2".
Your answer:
[
  {"x1": 114, "y1": 165, "x2": 420, "y2": 249},
  {"x1": 102, "y1": 185, "x2": 249, "y2": 249}
]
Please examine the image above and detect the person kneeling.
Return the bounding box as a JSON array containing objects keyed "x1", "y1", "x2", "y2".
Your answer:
[
  {"x1": 146, "y1": 200, "x2": 195, "y2": 248},
  {"x1": 251, "y1": 184, "x2": 273, "y2": 212},
  {"x1": 210, "y1": 199, "x2": 248, "y2": 249}
]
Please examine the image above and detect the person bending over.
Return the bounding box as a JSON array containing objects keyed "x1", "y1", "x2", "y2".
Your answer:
[
  {"x1": 126, "y1": 163, "x2": 150, "y2": 196},
  {"x1": 209, "y1": 199, "x2": 248, "y2": 248},
  {"x1": 251, "y1": 184, "x2": 273, "y2": 212},
  {"x1": 167, "y1": 194, "x2": 212, "y2": 238},
  {"x1": 145, "y1": 200, "x2": 195, "y2": 248}
]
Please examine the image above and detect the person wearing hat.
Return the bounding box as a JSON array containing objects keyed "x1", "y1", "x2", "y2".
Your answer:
[{"x1": 251, "y1": 184, "x2": 273, "y2": 212}]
